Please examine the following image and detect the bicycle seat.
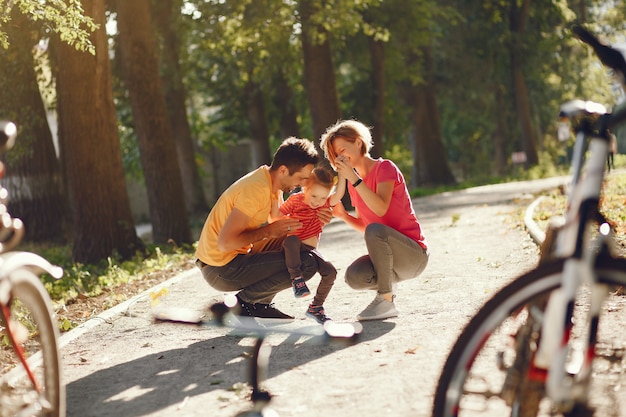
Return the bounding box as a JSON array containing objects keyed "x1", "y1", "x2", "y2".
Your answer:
[{"x1": 559, "y1": 99, "x2": 607, "y2": 119}]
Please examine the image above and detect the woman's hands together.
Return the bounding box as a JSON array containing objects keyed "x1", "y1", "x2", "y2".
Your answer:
[{"x1": 335, "y1": 155, "x2": 359, "y2": 184}]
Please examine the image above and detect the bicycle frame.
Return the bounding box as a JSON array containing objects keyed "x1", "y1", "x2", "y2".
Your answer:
[
  {"x1": 531, "y1": 103, "x2": 618, "y2": 411},
  {"x1": 432, "y1": 26, "x2": 626, "y2": 417}
]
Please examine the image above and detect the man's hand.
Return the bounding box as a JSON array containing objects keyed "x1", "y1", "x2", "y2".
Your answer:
[
  {"x1": 219, "y1": 209, "x2": 301, "y2": 251},
  {"x1": 269, "y1": 217, "x2": 303, "y2": 238}
]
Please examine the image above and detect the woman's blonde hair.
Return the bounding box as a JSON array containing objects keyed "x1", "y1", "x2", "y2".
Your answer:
[{"x1": 319, "y1": 119, "x2": 373, "y2": 169}]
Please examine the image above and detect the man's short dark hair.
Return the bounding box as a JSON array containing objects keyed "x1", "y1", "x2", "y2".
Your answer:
[{"x1": 270, "y1": 137, "x2": 319, "y2": 175}]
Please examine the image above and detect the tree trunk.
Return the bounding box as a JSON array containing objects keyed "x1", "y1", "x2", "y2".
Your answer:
[
  {"x1": 569, "y1": 0, "x2": 587, "y2": 23},
  {"x1": 273, "y1": 70, "x2": 301, "y2": 139},
  {"x1": 509, "y1": 0, "x2": 538, "y2": 166},
  {"x1": 299, "y1": 0, "x2": 342, "y2": 155},
  {"x1": 493, "y1": 84, "x2": 507, "y2": 175},
  {"x1": 151, "y1": 0, "x2": 208, "y2": 217},
  {"x1": 0, "y1": 10, "x2": 69, "y2": 243},
  {"x1": 409, "y1": 47, "x2": 456, "y2": 187},
  {"x1": 53, "y1": 0, "x2": 143, "y2": 263},
  {"x1": 245, "y1": 80, "x2": 272, "y2": 167},
  {"x1": 369, "y1": 38, "x2": 386, "y2": 159},
  {"x1": 411, "y1": 86, "x2": 457, "y2": 186},
  {"x1": 116, "y1": 0, "x2": 191, "y2": 245}
]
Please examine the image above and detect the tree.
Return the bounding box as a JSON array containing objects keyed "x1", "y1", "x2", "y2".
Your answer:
[
  {"x1": 298, "y1": 0, "x2": 342, "y2": 153},
  {"x1": 0, "y1": 0, "x2": 97, "y2": 244},
  {"x1": 0, "y1": 9, "x2": 69, "y2": 242},
  {"x1": 185, "y1": 0, "x2": 301, "y2": 168},
  {"x1": 509, "y1": 0, "x2": 539, "y2": 166},
  {"x1": 115, "y1": 0, "x2": 191, "y2": 245},
  {"x1": 368, "y1": 37, "x2": 386, "y2": 159},
  {"x1": 385, "y1": 0, "x2": 457, "y2": 186},
  {"x1": 244, "y1": 79, "x2": 272, "y2": 166},
  {"x1": 273, "y1": 70, "x2": 301, "y2": 139},
  {"x1": 0, "y1": 0, "x2": 95, "y2": 52},
  {"x1": 52, "y1": 0, "x2": 143, "y2": 263},
  {"x1": 407, "y1": 46, "x2": 456, "y2": 186},
  {"x1": 436, "y1": 0, "x2": 575, "y2": 175},
  {"x1": 151, "y1": 0, "x2": 208, "y2": 217}
]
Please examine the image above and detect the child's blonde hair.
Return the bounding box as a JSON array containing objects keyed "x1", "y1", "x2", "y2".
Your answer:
[{"x1": 306, "y1": 166, "x2": 335, "y2": 191}]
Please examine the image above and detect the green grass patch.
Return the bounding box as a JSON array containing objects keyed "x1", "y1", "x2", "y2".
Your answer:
[
  {"x1": 20, "y1": 242, "x2": 197, "y2": 306},
  {"x1": 533, "y1": 171, "x2": 626, "y2": 251}
]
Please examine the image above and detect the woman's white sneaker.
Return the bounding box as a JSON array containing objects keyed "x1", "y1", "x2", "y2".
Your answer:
[{"x1": 356, "y1": 294, "x2": 398, "y2": 321}]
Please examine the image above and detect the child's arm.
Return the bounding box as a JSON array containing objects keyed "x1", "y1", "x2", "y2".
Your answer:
[{"x1": 328, "y1": 173, "x2": 347, "y2": 207}]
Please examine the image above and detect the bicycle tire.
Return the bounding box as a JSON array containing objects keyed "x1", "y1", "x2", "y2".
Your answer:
[
  {"x1": 432, "y1": 257, "x2": 626, "y2": 417},
  {"x1": 0, "y1": 269, "x2": 65, "y2": 417}
]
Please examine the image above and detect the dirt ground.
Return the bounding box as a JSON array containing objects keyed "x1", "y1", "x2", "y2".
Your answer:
[{"x1": 46, "y1": 176, "x2": 626, "y2": 416}]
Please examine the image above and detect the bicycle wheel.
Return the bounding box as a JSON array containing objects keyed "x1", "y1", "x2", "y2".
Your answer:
[
  {"x1": 432, "y1": 258, "x2": 626, "y2": 417},
  {"x1": 0, "y1": 269, "x2": 65, "y2": 417}
]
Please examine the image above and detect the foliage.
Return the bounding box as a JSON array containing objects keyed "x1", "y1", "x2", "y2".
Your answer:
[
  {"x1": 383, "y1": 143, "x2": 413, "y2": 179},
  {"x1": 21, "y1": 241, "x2": 195, "y2": 311},
  {"x1": 112, "y1": 0, "x2": 626, "y2": 191},
  {"x1": 0, "y1": 0, "x2": 97, "y2": 52},
  {"x1": 533, "y1": 170, "x2": 626, "y2": 250},
  {"x1": 6, "y1": 0, "x2": 626, "y2": 261},
  {"x1": 181, "y1": 0, "x2": 386, "y2": 151}
]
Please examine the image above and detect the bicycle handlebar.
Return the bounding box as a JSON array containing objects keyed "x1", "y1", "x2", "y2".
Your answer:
[
  {"x1": 562, "y1": 26, "x2": 626, "y2": 137},
  {"x1": 573, "y1": 25, "x2": 626, "y2": 83}
]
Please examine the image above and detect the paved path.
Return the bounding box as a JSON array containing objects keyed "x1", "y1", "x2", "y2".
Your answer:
[{"x1": 58, "y1": 175, "x2": 621, "y2": 417}]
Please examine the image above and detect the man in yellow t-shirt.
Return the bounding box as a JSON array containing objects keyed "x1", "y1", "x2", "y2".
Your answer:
[{"x1": 196, "y1": 137, "x2": 331, "y2": 319}]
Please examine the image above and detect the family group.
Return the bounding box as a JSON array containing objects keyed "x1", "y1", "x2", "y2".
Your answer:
[{"x1": 195, "y1": 119, "x2": 429, "y2": 324}]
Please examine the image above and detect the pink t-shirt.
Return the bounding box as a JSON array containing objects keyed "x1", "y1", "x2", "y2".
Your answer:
[
  {"x1": 279, "y1": 192, "x2": 330, "y2": 242},
  {"x1": 348, "y1": 159, "x2": 427, "y2": 250}
]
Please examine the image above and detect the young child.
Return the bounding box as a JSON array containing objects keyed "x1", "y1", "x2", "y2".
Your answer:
[{"x1": 275, "y1": 166, "x2": 345, "y2": 323}]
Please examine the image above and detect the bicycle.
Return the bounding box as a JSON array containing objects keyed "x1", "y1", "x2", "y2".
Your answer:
[
  {"x1": 153, "y1": 295, "x2": 362, "y2": 417},
  {"x1": 432, "y1": 26, "x2": 626, "y2": 417},
  {"x1": 0, "y1": 121, "x2": 66, "y2": 417}
]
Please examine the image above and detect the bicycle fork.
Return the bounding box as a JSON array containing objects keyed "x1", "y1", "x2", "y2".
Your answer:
[
  {"x1": 532, "y1": 231, "x2": 611, "y2": 411},
  {"x1": 0, "y1": 302, "x2": 42, "y2": 393}
]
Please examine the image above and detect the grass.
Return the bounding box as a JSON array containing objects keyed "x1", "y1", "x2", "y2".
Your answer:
[
  {"x1": 14, "y1": 241, "x2": 198, "y2": 332},
  {"x1": 22, "y1": 242, "x2": 197, "y2": 305},
  {"x1": 533, "y1": 170, "x2": 626, "y2": 251}
]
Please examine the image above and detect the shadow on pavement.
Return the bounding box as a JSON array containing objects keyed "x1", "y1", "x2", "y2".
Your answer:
[{"x1": 66, "y1": 321, "x2": 395, "y2": 417}]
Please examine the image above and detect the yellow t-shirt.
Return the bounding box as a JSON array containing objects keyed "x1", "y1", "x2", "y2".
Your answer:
[{"x1": 196, "y1": 166, "x2": 279, "y2": 266}]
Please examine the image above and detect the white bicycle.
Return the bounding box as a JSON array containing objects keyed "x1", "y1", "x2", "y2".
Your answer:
[
  {"x1": 433, "y1": 26, "x2": 626, "y2": 417},
  {"x1": 0, "y1": 121, "x2": 65, "y2": 417}
]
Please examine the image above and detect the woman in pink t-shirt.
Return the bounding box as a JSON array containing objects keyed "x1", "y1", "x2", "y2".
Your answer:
[{"x1": 320, "y1": 120, "x2": 429, "y2": 321}]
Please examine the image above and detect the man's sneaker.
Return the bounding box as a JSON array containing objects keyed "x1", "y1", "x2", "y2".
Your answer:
[
  {"x1": 235, "y1": 294, "x2": 294, "y2": 320},
  {"x1": 253, "y1": 302, "x2": 295, "y2": 320},
  {"x1": 306, "y1": 304, "x2": 331, "y2": 324},
  {"x1": 356, "y1": 293, "x2": 398, "y2": 321},
  {"x1": 292, "y1": 276, "x2": 311, "y2": 298},
  {"x1": 235, "y1": 294, "x2": 255, "y2": 317}
]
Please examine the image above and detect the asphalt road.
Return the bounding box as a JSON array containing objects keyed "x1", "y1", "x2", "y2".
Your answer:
[{"x1": 56, "y1": 175, "x2": 625, "y2": 417}]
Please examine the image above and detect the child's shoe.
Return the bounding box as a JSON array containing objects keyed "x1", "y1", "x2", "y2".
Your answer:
[
  {"x1": 306, "y1": 304, "x2": 331, "y2": 324},
  {"x1": 292, "y1": 276, "x2": 311, "y2": 298}
]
